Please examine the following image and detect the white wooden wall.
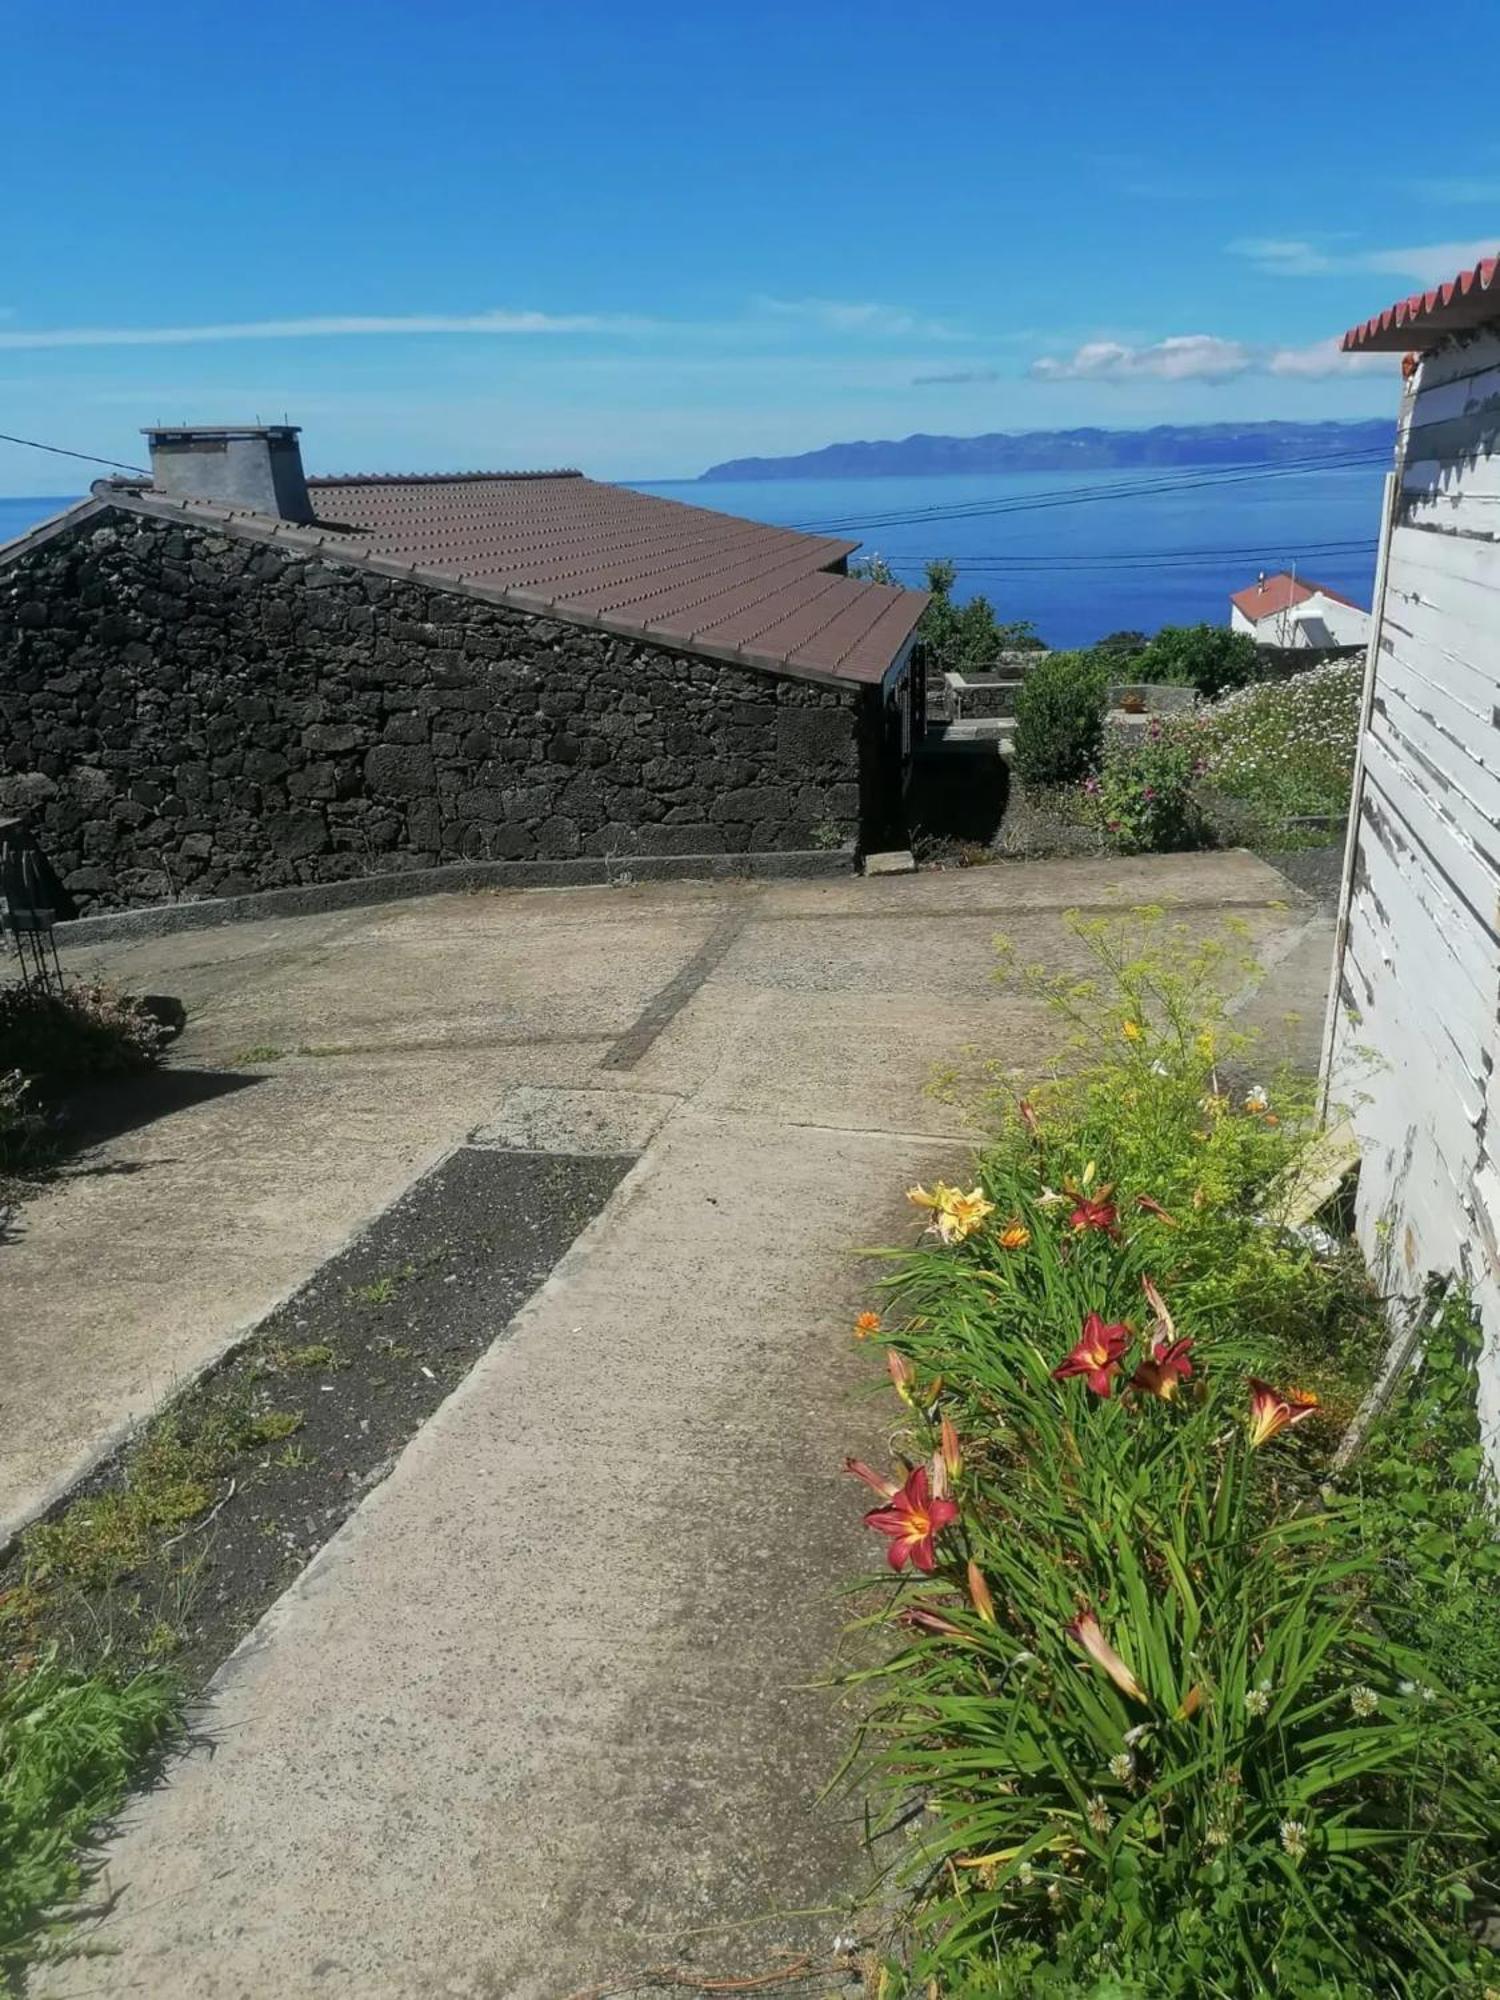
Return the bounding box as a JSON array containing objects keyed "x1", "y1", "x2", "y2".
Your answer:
[{"x1": 1325, "y1": 323, "x2": 1500, "y2": 1454}]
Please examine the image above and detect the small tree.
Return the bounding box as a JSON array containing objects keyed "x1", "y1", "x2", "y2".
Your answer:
[
  {"x1": 1132, "y1": 623, "x2": 1258, "y2": 700},
  {"x1": 918, "y1": 558, "x2": 1043, "y2": 676},
  {"x1": 1012, "y1": 650, "x2": 1110, "y2": 789}
]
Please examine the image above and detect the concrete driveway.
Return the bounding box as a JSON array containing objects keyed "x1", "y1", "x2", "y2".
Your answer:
[{"x1": 13, "y1": 852, "x2": 1324, "y2": 1998}]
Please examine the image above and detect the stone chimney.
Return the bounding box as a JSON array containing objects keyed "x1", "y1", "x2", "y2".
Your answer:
[{"x1": 142, "y1": 423, "x2": 313, "y2": 523}]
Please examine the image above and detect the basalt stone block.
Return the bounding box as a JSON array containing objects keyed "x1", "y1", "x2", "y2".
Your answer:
[
  {"x1": 364, "y1": 744, "x2": 436, "y2": 798},
  {"x1": 265, "y1": 809, "x2": 330, "y2": 859}
]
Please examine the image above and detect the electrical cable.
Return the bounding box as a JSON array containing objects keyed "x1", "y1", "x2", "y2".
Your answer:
[{"x1": 0, "y1": 430, "x2": 149, "y2": 476}]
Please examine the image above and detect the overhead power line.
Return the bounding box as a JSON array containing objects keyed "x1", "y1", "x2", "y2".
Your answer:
[
  {"x1": 0, "y1": 430, "x2": 150, "y2": 475},
  {"x1": 786, "y1": 448, "x2": 1392, "y2": 535}
]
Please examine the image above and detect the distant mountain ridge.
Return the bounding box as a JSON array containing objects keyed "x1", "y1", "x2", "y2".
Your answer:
[{"x1": 699, "y1": 420, "x2": 1394, "y2": 482}]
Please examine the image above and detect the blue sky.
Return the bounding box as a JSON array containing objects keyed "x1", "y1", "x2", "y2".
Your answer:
[{"x1": 3, "y1": 0, "x2": 1497, "y2": 491}]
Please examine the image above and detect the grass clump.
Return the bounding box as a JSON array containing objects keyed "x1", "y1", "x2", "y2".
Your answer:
[
  {"x1": 847, "y1": 913, "x2": 1499, "y2": 1995},
  {"x1": 16, "y1": 1401, "x2": 302, "y2": 1599},
  {"x1": 0, "y1": 1655, "x2": 177, "y2": 1975}
]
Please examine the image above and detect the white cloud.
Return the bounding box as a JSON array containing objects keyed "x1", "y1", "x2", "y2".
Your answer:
[
  {"x1": 1267, "y1": 337, "x2": 1393, "y2": 378},
  {"x1": 0, "y1": 309, "x2": 658, "y2": 352},
  {"x1": 751, "y1": 295, "x2": 961, "y2": 339},
  {"x1": 1030, "y1": 333, "x2": 1398, "y2": 384},
  {"x1": 1231, "y1": 237, "x2": 1498, "y2": 284},
  {"x1": 1030, "y1": 335, "x2": 1252, "y2": 382}
]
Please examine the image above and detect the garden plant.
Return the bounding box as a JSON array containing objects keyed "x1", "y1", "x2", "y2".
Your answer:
[{"x1": 846, "y1": 913, "x2": 1500, "y2": 1996}]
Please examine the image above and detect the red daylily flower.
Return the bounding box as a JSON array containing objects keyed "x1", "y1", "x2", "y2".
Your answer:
[
  {"x1": 1130, "y1": 1335, "x2": 1194, "y2": 1401},
  {"x1": 862, "y1": 1463, "x2": 959, "y2": 1573},
  {"x1": 1130, "y1": 1279, "x2": 1193, "y2": 1399},
  {"x1": 1065, "y1": 1607, "x2": 1148, "y2": 1703},
  {"x1": 1247, "y1": 1378, "x2": 1320, "y2": 1449},
  {"x1": 1052, "y1": 1312, "x2": 1132, "y2": 1397},
  {"x1": 1066, "y1": 1185, "x2": 1119, "y2": 1235}
]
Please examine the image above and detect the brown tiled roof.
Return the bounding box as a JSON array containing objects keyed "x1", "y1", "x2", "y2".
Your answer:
[
  {"x1": 300, "y1": 471, "x2": 924, "y2": 685},
  {"x1": 61, "y1": 468, "x2": 926, "y2": 688}
]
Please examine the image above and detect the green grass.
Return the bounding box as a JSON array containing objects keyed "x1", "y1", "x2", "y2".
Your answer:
[{"x1": 0, "y1": 1655, "x2": 178, "y2": 1975}]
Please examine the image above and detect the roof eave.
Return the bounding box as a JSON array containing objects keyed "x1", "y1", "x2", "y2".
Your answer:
[{"x1": 1341, "y1": 252, "x2": 1500, "y2": 353}]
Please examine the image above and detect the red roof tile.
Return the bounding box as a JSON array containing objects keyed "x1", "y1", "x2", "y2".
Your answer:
[
  {"x1": 1230, "y1": 572, "x2": 1363, "y2": 620},
  {"x1": 1342, "y1": 252, "x2": 1500, "y2": 352}
]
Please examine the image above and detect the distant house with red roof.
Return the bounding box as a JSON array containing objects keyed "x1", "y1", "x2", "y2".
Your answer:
[{"x1": 1228, "y1": 570, "x2": 1368, "y2": 647}]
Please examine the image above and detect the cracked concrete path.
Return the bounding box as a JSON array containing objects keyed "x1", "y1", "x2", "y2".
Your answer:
[{"x1": 14, "y1": 852, "x2": 1322, "y2": 1997}]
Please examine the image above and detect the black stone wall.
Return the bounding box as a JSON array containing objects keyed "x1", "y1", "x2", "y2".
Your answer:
[{"x1": 0, "y1": 509, "x2": 866, "y2": 911}]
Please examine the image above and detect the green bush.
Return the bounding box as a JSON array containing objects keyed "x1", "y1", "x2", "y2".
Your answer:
[
  {"x1": 1012, "y1": 652, "x2": 1110, "y2": 789},
  {"x1": 1086, "y1": 722, "x2": 1205, "y2": 854},
  {"x1": 0, "y1": 979, "x2": 164, "y2": 1092},
  {"x1": 1133, "y1": 624, "x2": 1259, "y2": 701},
  {"x1": 849, "y1": 916, "x2": 1498, "y2": 1996}
]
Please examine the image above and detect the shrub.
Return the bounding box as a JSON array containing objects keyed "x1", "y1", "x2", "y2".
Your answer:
[
  {"x1": 1133, "y1": 624, "x2": 1259, "y2": 701},
  {"x1": 1086, "y1": 722, "x2": 1205, "y2": 854},
  {"x1": 848, "y1": 915, "x2": 1498, "y2": 1995},
  {"x1": 0, "y1": 979, "x2": 165, "y2": 1092},
  {"x1": 1012, "y1": 652, "x2": 1110, "y2": 789},
  {"x1": 1192, "y1": 659, "x2": 1362, "y2": 840}
]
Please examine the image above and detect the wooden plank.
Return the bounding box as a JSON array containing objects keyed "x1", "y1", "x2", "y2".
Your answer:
[{"x1": 1363, "y1": 722, "x2": 1500, "y2": 946}]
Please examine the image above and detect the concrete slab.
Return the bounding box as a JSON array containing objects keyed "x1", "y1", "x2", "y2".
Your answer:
[
  {"x1": 36, "y1": 1113, "x2": 948, "y2": 2000},
  {"x1": 12, "y1": 851, "x2": 1318, "y2": 1997}
]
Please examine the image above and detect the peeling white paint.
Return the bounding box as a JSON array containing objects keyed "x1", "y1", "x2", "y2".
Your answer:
[{"x1": 1324, "y1": 323, "x2": 1500, "y2": 1461}]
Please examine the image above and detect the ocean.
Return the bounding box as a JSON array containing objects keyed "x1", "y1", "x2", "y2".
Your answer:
[{"x1": 2, "y1": 461, "x2": 1388, "y2": 649}]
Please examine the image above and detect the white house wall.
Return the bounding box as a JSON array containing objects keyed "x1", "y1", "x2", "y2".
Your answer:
[{"x1": 1327, "y1": 323, "x2": 1500, "y2": 1455}]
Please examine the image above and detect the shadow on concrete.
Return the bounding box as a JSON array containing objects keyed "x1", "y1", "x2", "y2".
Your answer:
[{"x1": 51, "y1": 1067, "x2": 264, "y2": 1153}]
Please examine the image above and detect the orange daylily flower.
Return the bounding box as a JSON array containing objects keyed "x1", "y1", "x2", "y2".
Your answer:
[
  {"x1": 1135, "y1": 1194, "x2": 1178, "y2": 1226},
  {"x1": 1018, "y1": 1099, "x2": 1042, "y2": 1141},
  {"x1": 1052, "y1": 1312, "x2": 1132, "y2": 1397},
  {"x1": 862, "y1": 1464, "x2": 959, "y2": 1573},
  {"x1": 853, "y1": 1311, "x2": 882, "y2": 1339},
  {"x1": 1065, "y1": 1607, "x2": 1148, "y2": 1703},
  {"x1": 997, "y1": 1219, "x2": 1031, "y2": 1251},
  {"x1": 1247, "y1": 1378, "x2": 1320, "y2": 1448}
]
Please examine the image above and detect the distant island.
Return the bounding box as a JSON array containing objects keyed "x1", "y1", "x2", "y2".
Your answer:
[{"x1": 699, "y1": 419, "x2": 1394, "y2": 482}]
